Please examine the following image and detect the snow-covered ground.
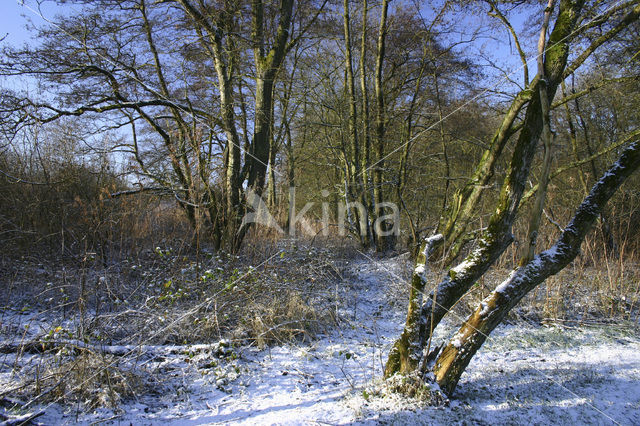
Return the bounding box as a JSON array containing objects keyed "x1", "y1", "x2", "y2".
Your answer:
[{"x1": 4, "y1": 256, "x2": 640, "y2": 425}]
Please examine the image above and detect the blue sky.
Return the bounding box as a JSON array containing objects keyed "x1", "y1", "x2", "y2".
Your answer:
[
  {"x1": 1, "y1": 0, "x2": 62, "y2": 46},
  {"x1": 0, "y1": 0, "x2": 535, "y2": 96}
]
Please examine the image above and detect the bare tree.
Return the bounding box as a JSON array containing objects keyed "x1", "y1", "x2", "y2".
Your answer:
[
  {"x1": 1, "y1": 0, "x2": 325, "y2": 252},
  {"x1": 385, "y1": 0, "x2": 640, "y2": 394}
]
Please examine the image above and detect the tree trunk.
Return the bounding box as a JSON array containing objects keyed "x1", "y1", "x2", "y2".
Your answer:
[
  {"x1": 431, "y1": 85, "x2": 535, "y2": 265},
  {"x1": 384, "y1": 234, "x2": 443, "y2": 376},
  {"x1": 285, "y1": 119, "x2": 296, "y2": 234},
  {"x1": 237, "y1": 0, "x2": 294, "y2": 249},
  {"x1": 385, "y1": 0, "x2": 585, "y2": 378},
  {"x1": 267, "y1": 140, "x2": 278, "y2": 210},
  {"x1": 248, "y1": 75, "x2": 275, "y2": 194},
  {"x1": 343, "y1": 0, "x2": 370, "y2": 247},
  {"x1": 373, "y1": 0, "x2": 392, "y2": 252},
  {"x1": 360, "y1": 0, "x2": 375, "y2": 246},
  {"x1": 434, "y1": 140, "x2": 640, "y2": 395}
]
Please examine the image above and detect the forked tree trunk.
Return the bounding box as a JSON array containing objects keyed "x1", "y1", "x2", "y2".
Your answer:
[
  {"x1": 236, "y1": 0, "x2": 295, "y2": 250},
  {"x1": 179, "y1": 0, "x2": 294, "y2": 252},
  {"x1": 432, "y1": 1, "x2": 640, "y2": 266},
  {"x1": 430, "y1": 85, "x2": 535, "y2": 265},
  {"x1": 385, "y1": 0, "x2": 585, "y2": 378},
  {"x1": 385, "y1": 234, "x2": 443, "y2": 375},
  {"x1": 434, "y1": 140, "x2": 640, "y2": 395}
]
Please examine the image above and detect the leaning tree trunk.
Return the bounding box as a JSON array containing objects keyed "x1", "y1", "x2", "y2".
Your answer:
[
  {"x1": 430, "y1": 84, "x2": 535, "y2": 265},
  {"x1": 385, "y1": 0, "x2": 585, "y2": 378},
  {"x1": 434, "y1": 140, "x2": 640, "y2": 395}
]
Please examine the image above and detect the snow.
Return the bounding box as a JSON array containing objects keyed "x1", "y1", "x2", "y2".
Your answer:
[
  {"x1": 479, "y1": 301, "x2": 491, "y2": 316},
  {"x1": 451, "y1": 259, "x2": 474, "y2": 276},
  {"x1": 495, "y1": 269, "x2": 518, "y2": 294},
  {"x1": 4, "y1": 256, "x2": 640, "y2": 425},
  {"x1": 423, "y1": 234, "x2": 444, "y2": 257},
  {"x1": 494, "y1": 244, "x2": 560, "y2": 295},
  {"x1": 413, "y1": 234, "x2": 443, "y2": 280}
]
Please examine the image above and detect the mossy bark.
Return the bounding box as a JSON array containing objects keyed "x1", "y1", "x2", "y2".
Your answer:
[
  {"x1": 385, "y1": 235, "x2": 442, "y2": 377},
  {"x1": 385, "y1": 0, "x2": 585, "y2": 379},
  {"x1": 434, "y1": 141, "x2": 640, "y2": 395},
  {"x1": 432, "y1": 0, "x2": 587, "y2": 266},
  {"x1": 431, "y1": 82, "x2": 535, "y2": 266}
]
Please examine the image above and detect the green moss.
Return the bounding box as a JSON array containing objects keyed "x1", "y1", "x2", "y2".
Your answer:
[{"x1": 544, "y1": 0, "x2": 583, "y2": 79}]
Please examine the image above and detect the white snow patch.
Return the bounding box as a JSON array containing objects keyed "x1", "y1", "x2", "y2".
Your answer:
[
  {"x1": 452, "y1": 259, "x2": 474, "y2": 275},
  {"x1": 494, "y1": 268, "x2": 519, "y2": 294},
  {"x1": 8, "y1": 257, "x2": 640, "y2": 426},
  {"x1": 479, "y1": 301, "x2": 491, "y2": 316}
]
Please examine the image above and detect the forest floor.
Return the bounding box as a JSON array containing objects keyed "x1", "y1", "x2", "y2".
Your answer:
[{"x1": 2, "y1": 254, "x2": 640, "y2": 425}]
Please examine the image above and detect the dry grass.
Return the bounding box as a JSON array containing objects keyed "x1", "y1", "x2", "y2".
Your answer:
[
  {"x1": 243, "y1": 290, "x2": 334, "y2": 348},
  {"x1": 7, "y1": 349, "x2": 148, "y2": 410},
  {"x1": 449, "y1": 257, "x2": 640, "y2": 324},
  {"x1": 0, "y1": 239, "x2": 352, "y2": 412}
]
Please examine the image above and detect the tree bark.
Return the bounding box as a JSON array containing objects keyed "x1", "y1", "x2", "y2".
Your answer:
[
  {"x1": 238, "y1": 0, "x2": 295, "y2": 249},
  {"x1": 434, "y1": 140, "x2": 640, "y2": 395},
  {"x1": 385, "y1": 234, "x2": 443, "y2": 376},
  {"x1": 373, "y1": 0, "x2": 392, "y2": 252},
  {"x1": 431, "y1": 81, "x2": 536, "y2": 265},
  {"x1": 385, "y1": 0, "x2": 585, "y2": 378},
  {"x1": 343, "y1": 0, "x2": 370, "y2": 247},
  {"x1": 429, "y1": 0, "x2": 640, "y2": 265},
  {"x1": 247, "y1": 0, "x2": 294, "y2": 192}
]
